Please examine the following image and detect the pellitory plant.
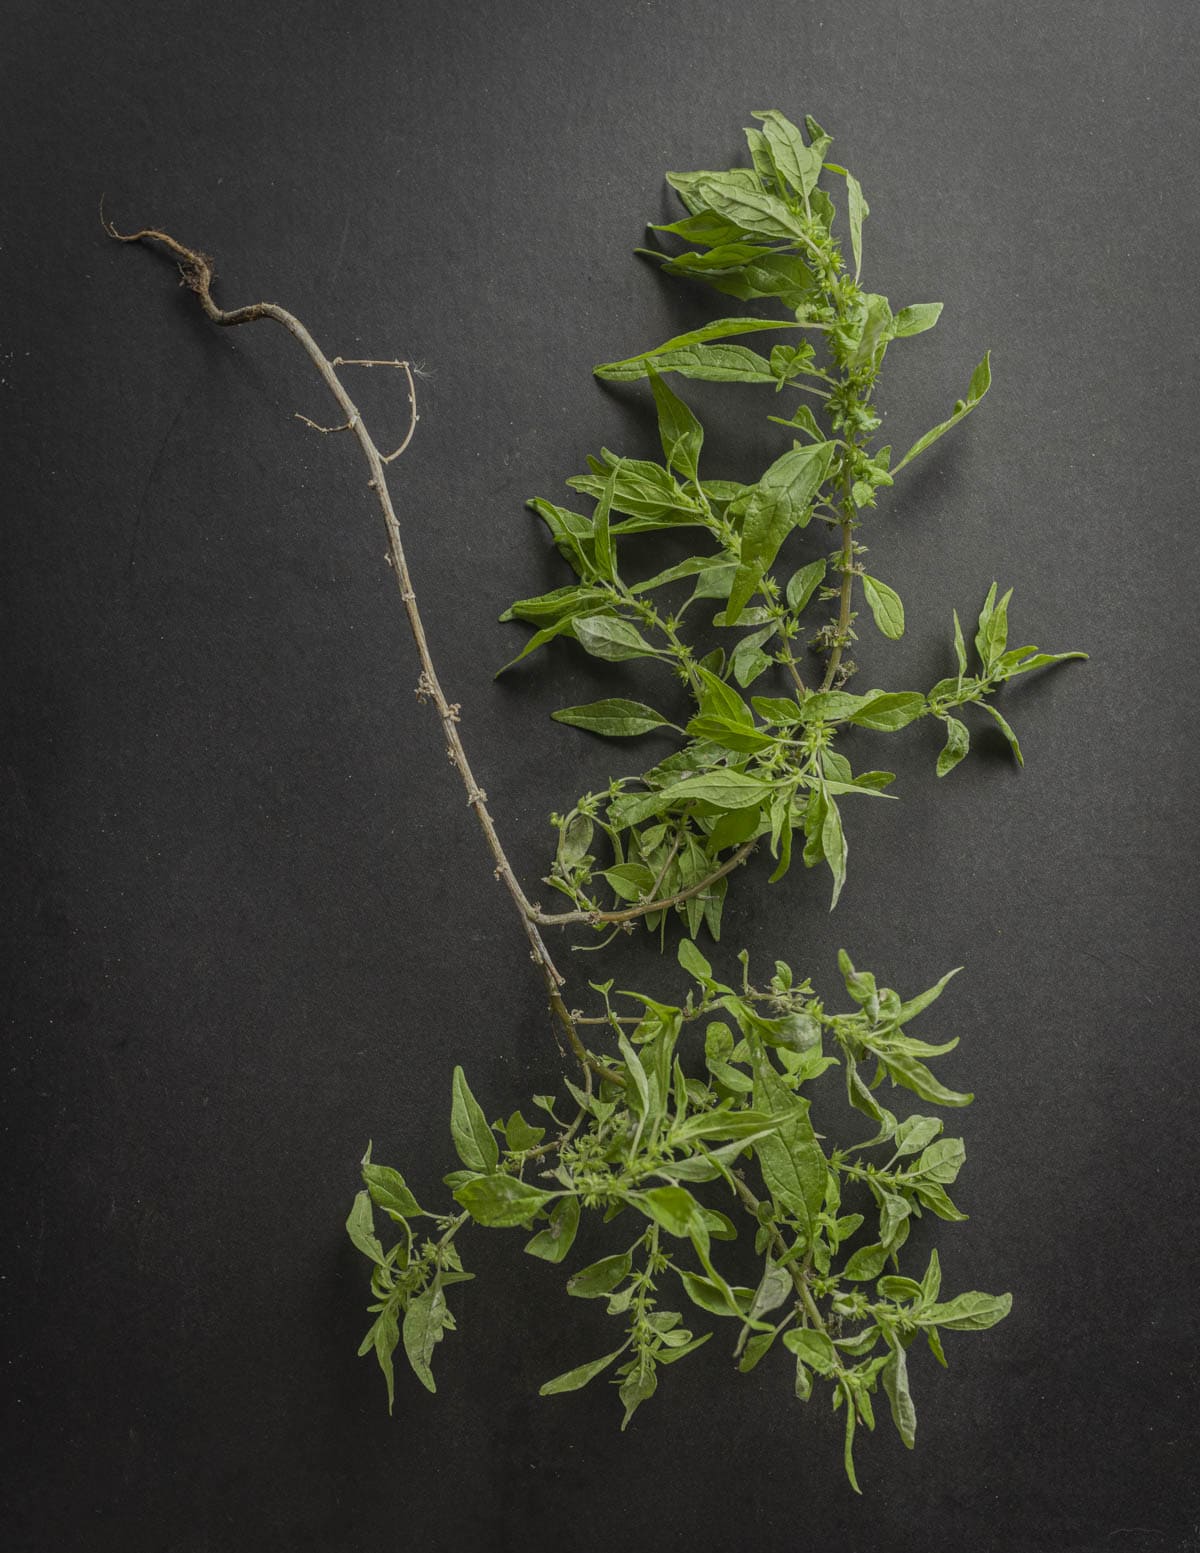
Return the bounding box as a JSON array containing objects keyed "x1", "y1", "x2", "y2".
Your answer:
[{"x1": 111, "y1": 107, "x2": 1083, "y2": 1491}]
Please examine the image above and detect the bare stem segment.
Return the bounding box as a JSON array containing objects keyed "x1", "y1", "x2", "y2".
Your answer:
[{"x1": 107, "y1": 220, "x2": 625, "y2": 1082}]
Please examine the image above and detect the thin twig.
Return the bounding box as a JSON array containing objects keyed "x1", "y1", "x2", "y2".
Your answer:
[{"x1": 530, "y1": 838, "x2": 757, "y2": 927}]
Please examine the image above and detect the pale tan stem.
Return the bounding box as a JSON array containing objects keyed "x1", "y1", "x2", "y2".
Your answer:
[{"x1": 106, "y1": 220, "x2": 622, "y2": 1083}]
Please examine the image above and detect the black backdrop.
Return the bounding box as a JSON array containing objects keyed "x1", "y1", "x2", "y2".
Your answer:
[{"x1": 3, "y1": 3, "x2": 1198, "y2": 1549}]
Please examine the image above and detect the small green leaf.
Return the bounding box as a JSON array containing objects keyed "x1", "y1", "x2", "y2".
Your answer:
[
  {"x1": 525, "y1": 1196, "x2": 581, "y2": 1263},
  {"x1": 595, "y1": 316, "x2": 818, "y2": 379},
  {"x1": 727, "y1": 442, "x2": 835, "y2": 624},
  {"x1": 402, "y1": 1285, "x2": 451, "y2": 1394},
  {"x1": 891, "y1": 1114, "x2": 943, "y2": 1157},
  {"x1": 861, "y1": 575, "x2": 905, "y2": 640},
  {"x1": 539, "y1": 1344, "x2": 629, "y2": 1396},
  {"x1": 786, "y1": 557, "x2": 827, "y2": 613},
  {"x1": 635, "y1": 1185, "x2": 706, "y2": 1239},
  {"x1": 979, "y1": 701, "x2": 1024, "y2": 766},
  {"x1": 552, "y1": 699, "x2": 673, "y2": 737},
  {"x1": 362, "y1": 1163, "x2": 421, "y2": 1221},
  {"x1": 843, "y1": 1241, "x2": 889, "y2": 1281},
  {"x1": 346, "y1": 1190, "x2": 384, "y2": 1266},
  {"x1": 825, "y1": 161, "x2": 868, "y2": 279},
  {"x1": 892, "y1": 302, "x2": 943, "y2": 337},
  {"x1": 936, "y1": 716, "x2": 970, "y2": 776},
  {"x1": 849, "y1": 691, "x2": 925, "y2": 731},
  {"x1": 572, "y1": 614, "x2": 659, "y2": 663},
  {"x1": 915, "y1": 1137, "x2": 966, "y2": 1183},
  {"x1": 919, "y1": 1291, "x2": 1013, "y2": 1331},
  {"x1": 451, "y1": 1066, "x2": 499, "y2": 1174},
  {"x1": 952, "y1": 609, "x2": 968, "y2": 677},
  {"x1": 882, "y1": 1342, "x2": 917, "y2": 1448},
  {"x1": 567, "y1": 1252, "x2": 633, "y2": 1298},
  {"x1": 454, "y1": 1174, "x2": 558, "y2": 1227},
  {"x1": 893, "y1": 351, "x2": 992, "y2": 473},
  {"x1": 677, "y1": 937, "x2": 714, "y2": 984},
  {"x1": 783, "y1": 1327, "x2": 838, "y2": 1373},
  {"x1": 648, "y1": 366, "x2": 703, "y2": 484},
  {"x1": 821, "y1": 792, "x2": 847, "y2": 909}
]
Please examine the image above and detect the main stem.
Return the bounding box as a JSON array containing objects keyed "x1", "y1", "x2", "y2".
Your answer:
[{"x1": 107, "y1": 222, "x2": 622, "y2": 1082}]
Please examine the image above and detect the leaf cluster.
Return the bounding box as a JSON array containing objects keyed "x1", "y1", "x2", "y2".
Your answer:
[
  {"x1": 497, "y1": 111, "x2": 1082, "y2": 934},
  {"x1": 352, "y1": 942, "x2": 1011, "y2": 1488}
]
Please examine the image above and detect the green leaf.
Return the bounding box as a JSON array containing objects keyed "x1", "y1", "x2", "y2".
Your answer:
[
  {"x1": 567, "y1": 1251, "x2": 632, "y2": 1298},
  {"x1": 998, "y1": 649, "x2": 1089, "y2": 679},
  {"x1": 454, "y1": 1174, "x2": 558, "y2": 1227},
  {"x1": 345, "y1": 1190, "x2": 384, "y2": 1266},
  {"x1": 893, "y1": 350, "x2": 992, "y2": 473},
  {"x1": 880, "y1": 1052, "x2": 973, "y2": 1108},
  {"x1": 952, "y1": 609, "x2": 968, "y2": 677},
  {"x1": 451, "y1": 1065, "x2": 499, "y2": 1174},
  {"x1": 677, "y1": 937, "x2": 714, "y2": 984},
  {"x1": 727, "y1": 442, "x2": 835, "y2": 624},
  {"x1": 861, "y1": 575, "x2": 905, "y2": 639},
  {"x1": 752, "y1": 109, "x2": 824, "y2": 197},
  {"x1": 500, "y1": 583, "x2": 608, "y2": 625},
  {"x1": 877, "y1": 1275, "x2": 924, "y2": 1302},
  {"x1": 615, "y1": 769, "x2": 770, "y2": 829},
  {"x1": 979, "y1": 701, "x2": 1024, "y2": 766},
  {"x1": 572, "y1": 614, "x2": 660, "y2": 663},
  {"x1": 752, "y1": 1089, "x2": 826, "y2": 1232},
  {"x1": 919, "y1": 1291, "x2": 1013, "y2": 1331},
  {"x1": 619, "y1": 1361, "x2": 658, "y2": 1429},
  {"x1": 826, "y1": 162, "x2": 868, "y2": 279},
  {"x1": 595, "y1": 316, "x2": 818, "y2": 378},
  {"x1": 504, "y1": 1109, "x2": 547, "y2": 1152},
  {"x1": 495, "y1": 612, "x2": 589, "y2": 676},
  {"x1": 402, "y1": 1285, "x2": 451, "y2": 1394},
  {"x1": 591, "y1": 458, "x2": 619, "y2": 582},
  {"x1": 786, "y1": 557, "x2": 827, "y2": 614},
  {"x1": 621, "y1": 343, "x2": 778, "y2": 384},
  {"x1": 539, "y1": 1344, "x2": 629, "y2": 1396},
  {"x1": 648, "y1": 366, "x2": 703, "y2": 484},
  {"x1": 843, "y1": 1242, "x2": 889, "y2": 1281},
  {"x1": 552, "y1": 699, "x2": 673, "y2": 738},
  {"x1": 679, "y1": 1270, "x2": 750, "y2": 1318},
  {"x1": 915, "y1": 1137, "x2": 966, "y2": 1183},
  {"x1": 892, "y1": 302, "x2": 943, "y2": 337},
  {"x1": 848, "y1": 292, "x2": 893, "y2": 372},
  {"x1": 842, "y1": 1387, "x2": 862, "y2": 1494},
  {"x1": 362, "y1": 1163, "x2": 421, "y2": 1221},
  {"x1": 978, "y1": 586, "x2": 1012, "y2": 671},
  {"x1": 848, "y1": 691, "x2": 925, "y2": 731},
  {"x1": 685, "y1": 170, "x2": 809, "y2": 238},
  {"x1": 937, "y1": 716, "x2": 971, "y2": 776},
  {"x1": 783, "y1": 1327, "x2": 838, "y2": 1373},
  {"x1": 821, "y1": 792, "x2": 847, "y2": 909},
  {"x1": 618, "y1": 1030, "x2": 652, "y2": 1117},
  {"x1": 635, "y1": 1185, "x2": 706, "y2": 1240},
  {"x1": 882, "y1": 1342, "x2": 917, "y2": 1448},
  {"x1": 892, "y1": 1114, "x2": 943, "y2": 1157},
  {"x1": 361, "y1": 1305, "x2": 399, "y2": 1413},
  {"x1": 898, "y1": 966, "x2": 961, "y2": 1023},
  {"x1": 524, "y1": 1196, "x2": 581, "y2": 1263}
]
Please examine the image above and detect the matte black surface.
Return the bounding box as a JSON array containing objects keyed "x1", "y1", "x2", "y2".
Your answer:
[{"x1": 3, "y1": 3, "x2": 1197, "y2": 1548}]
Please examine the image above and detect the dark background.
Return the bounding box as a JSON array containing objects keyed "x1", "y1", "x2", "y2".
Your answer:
[{"x1": 3, "y1": 2, "x2": 1197, "y2": 1549}]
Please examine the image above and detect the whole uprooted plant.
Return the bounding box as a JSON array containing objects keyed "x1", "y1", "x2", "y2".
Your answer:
[{"x1": 113, "y1": 108, "x2": 1083, "y2": 1490}]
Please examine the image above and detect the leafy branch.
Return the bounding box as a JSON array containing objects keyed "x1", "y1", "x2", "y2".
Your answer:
[{"x1": 501, "y1": 113, "x2": 1083, "y2": 934}]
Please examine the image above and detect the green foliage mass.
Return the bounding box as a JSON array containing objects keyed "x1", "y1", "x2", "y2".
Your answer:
[
  {"x1": 497, "y1": 110, "x2": 1082, "y2": 938},
  {"x1": 351, "y1": 109, "x2": 1083, "y2": 1491}
]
